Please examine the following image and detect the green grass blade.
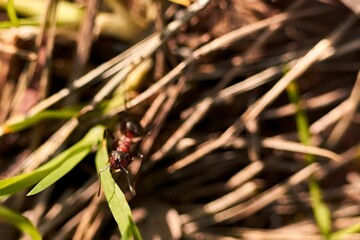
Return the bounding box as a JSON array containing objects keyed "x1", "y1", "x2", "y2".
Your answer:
[
  {"x1": 286, "y1": 81, "x2": 332, "y2": 238},
  {"x1": 27, "y1": 125, "x2": 104, "y2": 196},
  {"x1": 95, "y1": 140, "x2": 142, "y2": 240},
  {"x1": 286, "y1": 82, "x2": 311, "y2": 146},
  {"x1": 309, "y1": 180, "x2": 332, "y2": 237},
  {"x1": 0, "y1": 0, "x2": 84, "y2": 26},
  {"x1": 5, "y1": 0, "x2": 19, "y2": 26},
  {"x1": 0, "y1": 125, "x2": 103, "y2": 196},
  {"x1": 330, "y1": 222, "x2": 360, "y2": 240},
  {"x1": 2, "y1": 109, "x2": 77, "y2": 134},
  {"x1": 0, "y1": 18, "x2": 38, "y2": 28},
  {"x1": 129, "y1": 217, "x2": 143, "y2": 240},
  {"x1": 0, "y1": 150, "x2": 76, "y2": 196},
  {"x1": 0, "y1": 205, "x2": 42, "y2": 240},
  {"x1": 27, "y1": 145, "x2": 91, "y2": 196}
]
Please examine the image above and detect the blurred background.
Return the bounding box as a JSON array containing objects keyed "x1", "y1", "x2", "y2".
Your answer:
[{"x1": 0, "y1": 0, "x2": 360, "y2": 239}]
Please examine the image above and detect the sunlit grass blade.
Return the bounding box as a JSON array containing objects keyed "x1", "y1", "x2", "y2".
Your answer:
[
  {"x1": 0, "y1": 125, "x2": 103, "y2": 196},
  {"x1": 95, "y1": 139, "x2": 142, "y2": 240},
  {"x1": 27, "y1": 145, "x2": 91, "y2": 196},
  {"x1": 167, "y1": 0, "x2": 191, "y2": 6},
  {"x1": 0, "y1": 0, "x2": 84, "y2": 26},
  {"x1": 0, "y1": 151, "x2": 76, "y2": 196},
  {"x1": 0, "y1": 18, "x2": 38, "y2": 28},
  {"x1": 287, "y1": 81, "x2": 332, "y2": 238},
  {"x1": 27, "y1": 125, "x2": 104, "y2": 196},
  {"x1": 1, "y1": 109, "x2": 77, "y2": 135},
  {"x1": 309, "y1": 180, "x2": 332, "y2": 237},
  {"x1": 5, "y1": 0, "x2": 19, "y2": 26},
  {"x1": 330, "y1": 222, "x2": 360, "y2": 240},
  {"x1": 0, "y1": 205, "x2": 42, "y2": 240}
]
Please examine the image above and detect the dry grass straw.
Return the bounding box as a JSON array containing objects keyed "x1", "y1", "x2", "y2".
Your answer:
[{"x1": 1, "y1": 0, "x2": 360, "y2": 239}]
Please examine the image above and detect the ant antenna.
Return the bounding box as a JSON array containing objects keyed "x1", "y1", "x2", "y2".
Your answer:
[
  {"x1": 122, "y1": 77, "x2": 129, "y2": 113},
  {"x1": 97, "y1": 165, "x2": 110, "y2": 197}
]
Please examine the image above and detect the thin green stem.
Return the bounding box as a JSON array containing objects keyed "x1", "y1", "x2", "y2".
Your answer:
[{"x1": 286, "y1": 80, "x2": 332, "y2": 239}]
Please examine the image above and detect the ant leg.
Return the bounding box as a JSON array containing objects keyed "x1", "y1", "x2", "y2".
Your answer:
[
  {"x1": 120, "y1": 166, "x2": 136, "y2": 195},
  {"x1": 103, "y1": 128, "x2": 116, "y2": 141},
  {"x1": 97, "y1": 174, "x2": 102, "y2": 197},
  {"x1": 131, "y1": 136, "x2": 143, "y2": 143}
]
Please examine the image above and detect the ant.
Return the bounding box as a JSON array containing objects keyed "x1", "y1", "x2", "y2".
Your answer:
[{"x1": 97, "y1": 118, "x2": 144, "y2": 196}]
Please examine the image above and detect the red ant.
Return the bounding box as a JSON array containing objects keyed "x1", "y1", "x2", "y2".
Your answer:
[{"x1": 97, "y1": 118, "x2": 144, "y2": 196}]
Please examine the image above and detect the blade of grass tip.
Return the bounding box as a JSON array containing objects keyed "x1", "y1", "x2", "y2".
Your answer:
[
  {"x1": 27, "y1": 125, "x2": 104, "y2": 196},
  {"x1": 0, "y1": 205, "x2": 42, "y2": 240},
  {"x1": 330, "y1": 222, "x2": 360, "y2": 240},
  {"x1": 5, "y1": 0, "x2": 19, "y2": 27},
  {"x1": 286, "y1": 81, "x2": 332, "y2": 238},
  {"x1": 95, "y1": 139, "x2": 142, "y2": 240},
  {"x1": 0, "y1": 125, "x2": 102, "y2": 196},
  {"x1": 0, "y1": 142, "x2": 84, "y2": 196},
  {"x1": 3, "y1": 108, "x2": 77, "y2": 134}
]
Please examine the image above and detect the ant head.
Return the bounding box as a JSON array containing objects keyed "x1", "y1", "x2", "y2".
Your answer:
[{"x1": 120, "y1": 119, "x2": 144, "y2": 138}]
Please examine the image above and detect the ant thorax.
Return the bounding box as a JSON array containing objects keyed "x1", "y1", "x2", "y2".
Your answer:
[
  {"x1": 116, "y1": 135, "x2": 132, "y2": 153},
  {"x1": 109, "y1": 150, "x2": 133, "y2": 171}
]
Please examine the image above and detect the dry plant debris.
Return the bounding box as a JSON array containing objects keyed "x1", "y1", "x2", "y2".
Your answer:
[{"x1": 0, "y1": 0, "x2": 360, "y2": 239}]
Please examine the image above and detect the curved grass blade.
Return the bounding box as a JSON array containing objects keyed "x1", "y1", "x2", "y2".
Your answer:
[
  {"x1": 27, "y1": 125, "x2": 104, "y2": 196},
  {"x1": 0, "y1": 149, "x2": 77, "y2": 196},
  {"x1": 0, "y1": 205, "x2": 41, "y2": 240},
  {"x1": 95, "y1": 139, "x2": 142, "y2": 240},
  {"x1": 1, "y1": 109, "x2": 77, "y2": 135},
  {"x1": 27, "y1": 145, "x2": 91, "y2": 196},
  {"x1": 0, "y1": 125, "x2": 103, "y2": 196}
]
